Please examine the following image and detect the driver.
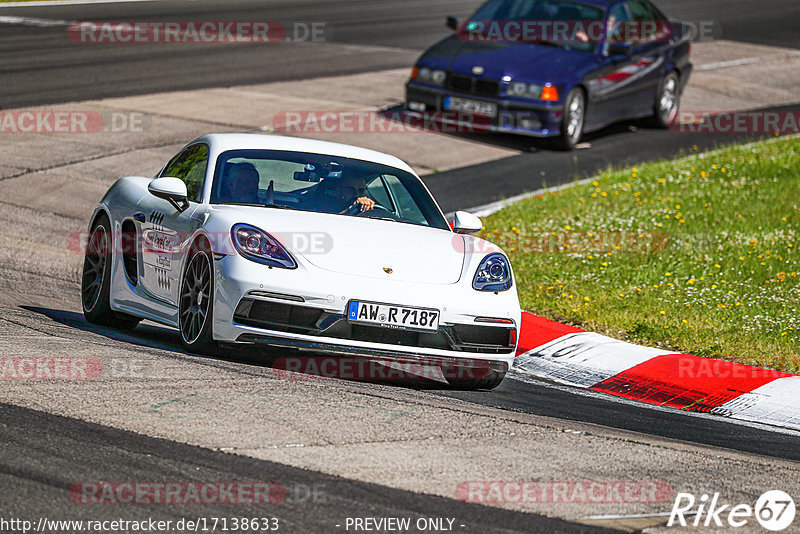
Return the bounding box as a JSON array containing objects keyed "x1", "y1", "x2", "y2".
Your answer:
[
  {"x1": 220, "y1": 163, "x2": 260, "y2": 204},
  {"x1": 316, "y1": 172, "x2": 376, "y2": 214}
]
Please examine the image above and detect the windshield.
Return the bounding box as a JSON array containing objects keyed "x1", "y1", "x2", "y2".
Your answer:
[
  {"x1": 467, "y1": 0, "x2": 605, "y2": 52},
  {"x1": 211, "y1": 149, "x2": 449, "y2": 230}
]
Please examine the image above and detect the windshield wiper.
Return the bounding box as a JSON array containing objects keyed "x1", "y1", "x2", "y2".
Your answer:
[{"x1": 219, "y1": 202, "x2": 299, "y2": 210}]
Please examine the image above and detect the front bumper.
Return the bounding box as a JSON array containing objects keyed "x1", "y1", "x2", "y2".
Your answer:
[
  {"x1": 237, "y1": 332, "x2": 510, "y2": 377},
  {"x1": 211, "y1": 254, "x2": 520, "y2": 368},
  {"x1": 405, "y1": 81, "x2": 565, "y2": 137}
]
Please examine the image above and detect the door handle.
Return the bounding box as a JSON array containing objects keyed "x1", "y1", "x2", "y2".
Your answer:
[{"x1": 134, "y1": 212, "x2": 145, "y2": 222}]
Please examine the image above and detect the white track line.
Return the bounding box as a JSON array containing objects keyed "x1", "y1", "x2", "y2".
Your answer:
[
  {"x1": 582, "y1": 512, "x2": 681, "y2": 520},
  {"x1": 0, "y1": 0, "x2": 158, "y2": 7},
  {"x1": 0, "y1": 15, "x2": 70, "y2": 25},
  {"x1": 449, "y1": 178, "x2": 593, "y2": 219},
  {"x1": 696, "y1": 52, "x2": 800, "y2": 71},
  {"x1": 461, "y1": 133, "x2": 800, "y2": 218}
]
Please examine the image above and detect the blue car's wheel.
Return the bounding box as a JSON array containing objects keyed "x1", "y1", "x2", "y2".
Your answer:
[
  {"x1": 653, "y1": 71, "x2": 680, "y2": 128},
  {"x1": 555, "y1": 88, "x2": 585, "y2": 150}
]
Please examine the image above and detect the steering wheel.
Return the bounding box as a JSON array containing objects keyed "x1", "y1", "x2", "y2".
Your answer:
[{"x1": 343, "y1": 201, "x2": 393, "y2": 217}]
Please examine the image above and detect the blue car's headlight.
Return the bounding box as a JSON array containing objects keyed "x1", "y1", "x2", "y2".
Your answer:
[
  {"x1": 473, "y1": 253, "x2": 512, "y2": 291},
  {"x1": 414, "y1": 66, "x2": 447, "y2": 86},
  {"x1": 507, "y1": 81, "x2": 544, "y2": 98},
  {"x1": 231, "y1": 223, "x2": 296, "y2": 269}
]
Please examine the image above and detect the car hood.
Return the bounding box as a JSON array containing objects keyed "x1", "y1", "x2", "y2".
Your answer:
[
  {"x1": 422, "y1": 35, "x2": 593, "y2": 82},
  {"x1": 212, "y1": 206, "x2": 465, "y2": 284}
]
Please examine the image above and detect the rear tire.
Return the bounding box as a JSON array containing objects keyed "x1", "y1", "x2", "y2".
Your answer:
[
  {"x1": 81, "y1": 214, "x2": 141, "y2": 330},
  {"x1": 179, "y1": 243, "x2": 217, "y2": 355},
  {"x1": 651, "y1": 71, "x2": 680, "y2": 128},
  {"x1": 554, "y1": 88, "x2": 585, "y2": 150},
  {"x1": 443, "y1": 365, "x2": 506, "y2": 390}
]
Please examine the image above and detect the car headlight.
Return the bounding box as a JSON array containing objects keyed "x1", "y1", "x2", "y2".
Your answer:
[
  {"x1": 231, "y1": 223, "x2": 296, "y2": 269},
  {"x1": 414, "y1": 66, "x2": 447, "y2": 86},
  {"x1": 506, "y1": 81, "x2": 544, "y2": 99},
  {"x1": 473, "y1": 253, "x2": 513, "y2": 291}
]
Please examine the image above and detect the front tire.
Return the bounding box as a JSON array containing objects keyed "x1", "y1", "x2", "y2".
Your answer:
[
  {"x1": 554, "y1": 88, "x2": 585, "y2": 150},
  {"x1": 179, "y1": 244, "x2": 217, "y2": 355},
  {"x1": 81, "y1": 214, "x2": 141, "y2": 330},
  {"x1": 652, "y1": 71, "x2": 680, "y2": 128}
]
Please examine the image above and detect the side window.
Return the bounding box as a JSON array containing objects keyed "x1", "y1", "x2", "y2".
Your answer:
[
  {"x1": 383, "y1": 175, "x2": 426, "y2": 224},
  {"x1": 625, "y1": 0, "x2": 668, "y2": 43},
  {"x1": 161, "y1": 144, "x2": 208, "y2": 202},
  {"x1": 605, "y1": 3, "x2": 631, "y2": 45},
  {"x1": 366, "y1": 177, "x2": 394, "y2": 211}
]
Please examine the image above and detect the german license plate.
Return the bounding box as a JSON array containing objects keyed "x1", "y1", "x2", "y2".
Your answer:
[
  {"x1": 444, "y1": 96, "x2": 497, "y2": 117},
  {"x1": 347, "y1": 301, "x2": 440, "y2": 332}
]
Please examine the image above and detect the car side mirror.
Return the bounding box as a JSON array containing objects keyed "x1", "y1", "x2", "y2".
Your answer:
[
  {"x1": 453, "y1": 211, "x2": 482, "y2": 235},
  {"x1": 446, "y1": 16, "x2": 460, "y2": 30},
  {"x1": 607, "y1": 41, "x2": 633, "y2": 57},
  {"x1": 148, "y1": 177, "x2": 189, "y2": 211}
]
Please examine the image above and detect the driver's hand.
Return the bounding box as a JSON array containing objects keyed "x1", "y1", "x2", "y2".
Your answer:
[{"x1": 355, "y1": 196, "x2": 375, "y2": 211}]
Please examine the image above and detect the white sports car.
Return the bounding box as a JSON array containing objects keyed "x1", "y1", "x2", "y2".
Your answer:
[{"x1": 82, "y1": 134, "x2": 520, "y2": 389}]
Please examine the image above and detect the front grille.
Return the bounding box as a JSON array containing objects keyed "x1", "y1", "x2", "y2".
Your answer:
[
  {"x1": 449, "y1": 324, "x2": 515, "y2": 353},
  {"x1": 474, "y1": 79, "x2": 500, "y2": 97},
  {"x1": 234, "y1": 299, "x2": 325, "y2": 334},
  {"x1": 449, "y1": 74, "x2": 473, "y2": 93},
  {"x1": 447, "y1": 74, "x2": 499, "y2": 97},
  {"x1": 234, "y1": 297, "x2": 513, "y2": 354}
]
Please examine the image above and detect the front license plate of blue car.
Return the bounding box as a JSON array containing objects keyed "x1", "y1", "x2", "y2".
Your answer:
[
  {"x1": 348, "y1": 301, "x2": 440, "y2": 332},
  {"x1": 444, "y1": 96, "x2": 497, "y2": 117}
]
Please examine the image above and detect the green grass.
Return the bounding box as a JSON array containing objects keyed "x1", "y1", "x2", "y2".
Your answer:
[{"x1": 480, "y1": 135, "x2": 800, "y2": 372}]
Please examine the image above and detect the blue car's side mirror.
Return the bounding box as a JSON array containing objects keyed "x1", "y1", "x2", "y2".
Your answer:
[
  {"x1": 446, "y1": 16, "x2": 460, "y2": 30},
  {"x1": 607, "y1": 42, "x2": 633, "y2": 57}
]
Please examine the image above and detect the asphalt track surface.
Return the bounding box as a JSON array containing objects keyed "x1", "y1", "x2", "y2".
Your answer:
[
  {"x1": 2, "y1": 0, "x2": 800, "y2": 528},
  {"x1": 0, "y1": 0, "x2": 798, "y2": 108},
  {"x1": 1, "y1": 0, "x2": 797, "y2": 210},
  {"x1": 24, "y1": 307, "x2": 800, "y2": 463},
  {"x1": 0, "y1": 401, "x2": 617, "y2": 533}
]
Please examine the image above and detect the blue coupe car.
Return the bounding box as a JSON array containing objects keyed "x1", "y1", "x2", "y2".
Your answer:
[{"x1": 405, "y1": 0, "x2": 692, "y2": 149}]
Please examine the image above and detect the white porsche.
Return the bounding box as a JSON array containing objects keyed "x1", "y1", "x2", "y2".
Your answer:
[{"x1": 82, "y1": 134, "x2": 520, "y2": 389}]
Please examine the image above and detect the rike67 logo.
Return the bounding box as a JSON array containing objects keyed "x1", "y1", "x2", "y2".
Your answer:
[{"x1": 668, "y1": 490, "x2": 796, "y2": 531}]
